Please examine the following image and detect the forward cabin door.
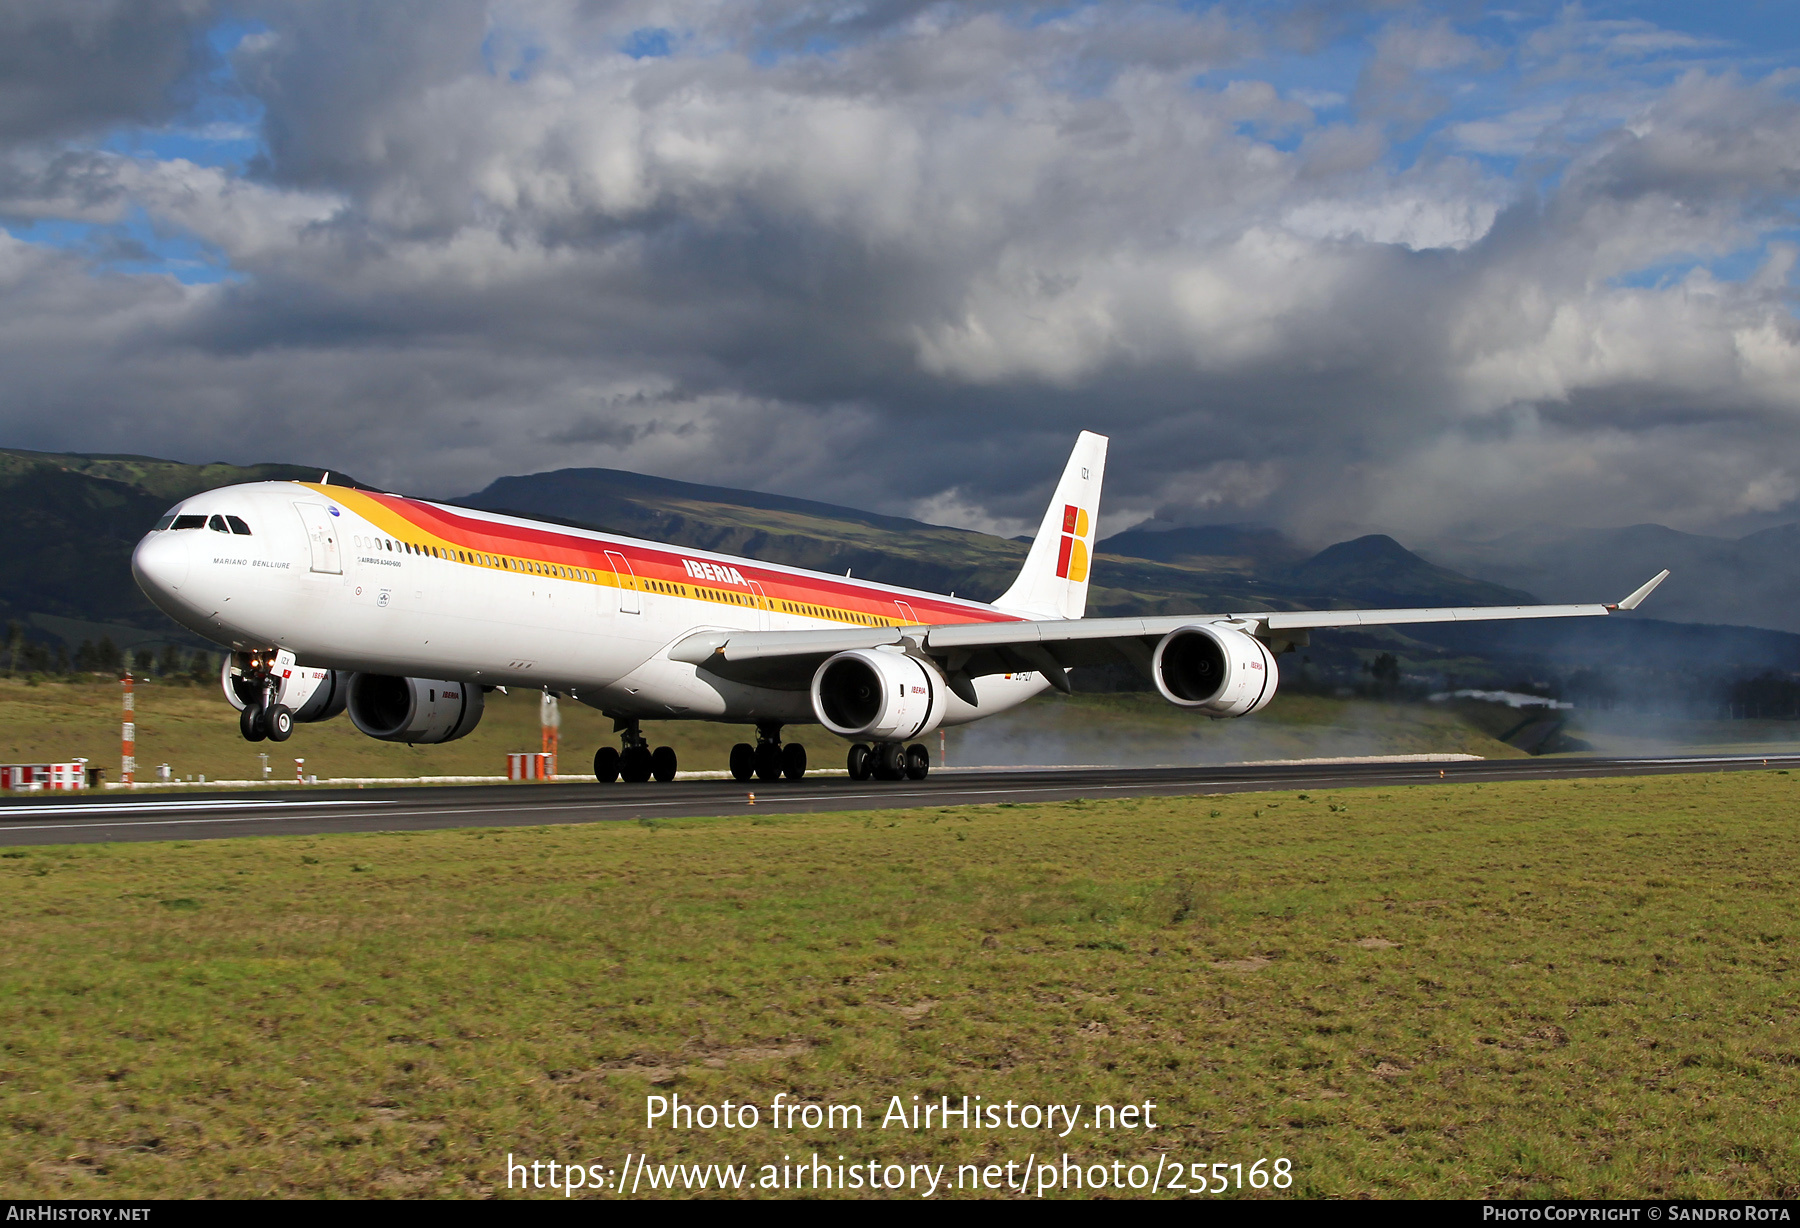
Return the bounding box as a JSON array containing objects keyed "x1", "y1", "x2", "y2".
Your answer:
[
  {"x1": 293, "y1": 503, "x2": 341, "y2": 574},
  {"x1": 604, "y1": 550, "x2": 640, "y2": 614}
]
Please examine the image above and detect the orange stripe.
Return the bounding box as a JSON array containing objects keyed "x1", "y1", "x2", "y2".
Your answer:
[{"x1": 302, "y1": 484, "x2": 1019, "y2": 628}]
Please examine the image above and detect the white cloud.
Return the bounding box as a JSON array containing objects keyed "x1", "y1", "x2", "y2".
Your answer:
[{"x1": 0, "y1": 0, "x2": 1797, "y2": 549}]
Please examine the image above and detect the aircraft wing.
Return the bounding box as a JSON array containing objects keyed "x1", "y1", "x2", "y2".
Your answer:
[{"x1": 670, "y1": 571, "x2": 1669, "y2": 694}]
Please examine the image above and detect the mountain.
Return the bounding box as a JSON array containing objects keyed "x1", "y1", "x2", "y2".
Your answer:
[
  {"x1": 465, "y1": 473, "x2": 1536, "y2": 614},
  {"x1": 1094, "y1": 523, "x2": 1308, "y2": 573},
  {"x1": 1278, "y1": 534, "x2": 1539, "y2": 608},
  {"x1": 461, "y1": 467, "x2": 1035, "y2": 601},
  {"x1": 1425, "y1": 522, "x2": 1800, "y2": 636},
  {"x1": 0, "y1": 449, "x2": 356, "y2": 655},
  {"x1": 6, "y1": 447, "x2": 1799, "y2": 712},
  {"x1": 462, "y1": 468, "x2": 1301, "y2": 615}
]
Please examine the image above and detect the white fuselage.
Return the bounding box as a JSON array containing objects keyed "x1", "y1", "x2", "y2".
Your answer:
[{"x1": 131, "y1": 481, "x2": 1049, "y2": 728}]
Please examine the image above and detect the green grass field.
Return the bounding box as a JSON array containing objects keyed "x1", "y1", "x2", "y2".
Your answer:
[{"x1": 2, "y1": 770, "x2": 1798, "y2": 1198}]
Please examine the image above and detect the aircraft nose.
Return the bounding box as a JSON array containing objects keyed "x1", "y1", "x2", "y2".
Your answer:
[{"x1": 132, "y1": 529, "x2": 191, "y2": 598}]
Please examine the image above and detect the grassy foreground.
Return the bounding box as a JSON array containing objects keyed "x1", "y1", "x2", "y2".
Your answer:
[{"x1": 3, "y1": 771, "x2": 1800, "y2": 1198}]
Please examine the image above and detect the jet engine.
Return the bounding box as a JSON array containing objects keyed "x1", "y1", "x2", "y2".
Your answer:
[
  {"x1": 288, "y1": 668, "x2": 350, "y2": 723},
  {"x1": 811, "y1": 649, "x2": 949, "y2": 742},
  {"x1": 1151, "y1": 624, "x2": 1278, "y2": 717},
  {"x1": 346, "y1": 674, "x2": 485, "y2": 744}
]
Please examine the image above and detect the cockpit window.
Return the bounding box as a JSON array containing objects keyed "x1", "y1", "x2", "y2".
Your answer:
[
  {"x1": 154, "y1": 515, "x2": 177, "y2": 531},
  {"x1": 207, "y1": 515, "x2": 230, "y2": 533},
  {"x1": 170, "y1": 515, "x2": 206, "y2": 530},
  {"x1": 226, "y1": 515, "x2": 252, "y2": 535}
]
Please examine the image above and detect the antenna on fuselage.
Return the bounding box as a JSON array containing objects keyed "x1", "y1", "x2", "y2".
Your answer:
[{"x1": 321, "y1": 471, "x2": 331, "y2": 485}]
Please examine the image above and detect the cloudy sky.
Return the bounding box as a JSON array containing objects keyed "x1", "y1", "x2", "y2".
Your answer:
[{"x1": 3, "y1": 1, "x2": 1799, "y2": 545}]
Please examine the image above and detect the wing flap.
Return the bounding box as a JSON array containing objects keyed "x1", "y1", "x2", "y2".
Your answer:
[
  {"x1": 1261, "y1": 603, "x2": 1609, "y2": 631},
  {"x1": 670, "y1": 626, "x2": 903, "y2": 666}
]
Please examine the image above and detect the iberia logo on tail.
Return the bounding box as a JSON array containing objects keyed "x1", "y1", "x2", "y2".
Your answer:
[{"x1": 1054, "y1": 505, "x2": 1090, "y2": 582}]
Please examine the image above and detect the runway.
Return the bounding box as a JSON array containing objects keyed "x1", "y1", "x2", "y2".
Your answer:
[{"x1": 2, "y1": 752, "x2": 1795, "y2": 847}]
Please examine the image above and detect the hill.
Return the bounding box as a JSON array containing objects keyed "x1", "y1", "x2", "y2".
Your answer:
[
  {"x1": 1090, "y1": 523, "x2": 1308, "y2": 573},
  {"x1": 0, "y1": 449, "x2": 356, "y2": 659},
  {"x1": 1425, "y1": 522, "x2": 1800, "y2": 636},
  {"x1": 461, "y1": 471, "x2": 1536, "y2": 615},
  {"x1": 4, "y1": 447, "x2": 1799, "y2": 720}
]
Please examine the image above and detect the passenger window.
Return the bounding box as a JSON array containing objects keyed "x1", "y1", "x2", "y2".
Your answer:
[
  {"x1": 207, "y1": 514, "x2": 230, "y2": 533},
  {"x1": 226, "y1": 515, "x2": 252, "y2": 535}
]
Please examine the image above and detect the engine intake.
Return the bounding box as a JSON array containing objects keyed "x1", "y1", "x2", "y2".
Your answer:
[
  {"x1": 347, "y1": 674, "x2": 485, "y2": 744},
  {"x1": 811, "y1": 649, "x2": 948, "y2": 742},
  {"x1": 1152, "y1": 625, "x2": 1278, "y2": 717}
]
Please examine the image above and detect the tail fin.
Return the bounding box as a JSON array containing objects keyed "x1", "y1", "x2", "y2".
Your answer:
[{"x1": 994, "y1": 431, "x2": 1108, "y2": 620}]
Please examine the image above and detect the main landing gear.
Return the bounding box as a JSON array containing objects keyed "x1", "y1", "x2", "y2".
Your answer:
[
  {"x1": 846, "y1": 741, "x2": 930, "y2": 781},
  {"x1": 730, "y1": 723, "x2": 807, "y2": 782},
  {"x1": 593, "y1": 719, "x2": 677, "y2": 784}
]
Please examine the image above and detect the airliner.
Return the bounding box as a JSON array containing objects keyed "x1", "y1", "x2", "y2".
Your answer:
[{"x1": 130, "y1": 432, "x2": 1667, "y2": 783}]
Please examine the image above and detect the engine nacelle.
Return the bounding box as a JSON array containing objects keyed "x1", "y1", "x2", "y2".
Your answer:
[
  {"x1": 287, "y1": 667, "x2": 350, "y2": 723},
  {"x1": 1152, "y1": 624, "x2": 1278, "y2": 717},
  {"x1": 347, "y1": 674, "x2": 485, "y2": 744},
  {"x1": 811, "y1": 649, "x2": 949, "y2": 742}
]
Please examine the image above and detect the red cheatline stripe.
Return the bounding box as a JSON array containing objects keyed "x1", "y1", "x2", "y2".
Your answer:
[{"x1": 348, "y1": 490, "x2": 1020, "y2": 626}]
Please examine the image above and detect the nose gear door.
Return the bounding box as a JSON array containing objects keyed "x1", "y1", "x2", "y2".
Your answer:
[{"x1": 293, "y1": 503, "x2": 342, "y2": 574}]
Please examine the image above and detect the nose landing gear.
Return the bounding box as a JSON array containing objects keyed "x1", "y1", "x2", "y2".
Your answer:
[{"x1": 235, "y1": 663, "x2": 294, "y2": 744}]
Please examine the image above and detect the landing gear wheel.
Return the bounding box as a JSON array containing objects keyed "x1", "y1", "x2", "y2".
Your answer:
[
  {"x1": 266, "y1": 704, "x2": 294, "y2": 743},
  {"x1": 846, "y1": 743, "x2": 872, "y2": 781},
  {"x1": 781, "y1": 743, "x2": 807, "y2": 781},
  {"x1": 753, "y1": 742, "x2": 782, "y2": 782},
  {"x1": 650, "y1": 746, "x2": 678, "y2": 783},
  {"x1": 593, "y1": 746, "x2": 620, "y2": 783},
  {"x1": 904, "y1": 743, "x2": 930, "y2": 780},
  {"x1": 621, "y1": 745, "x2": 653, "y2": 783},
  {"x1": 239, "y1": 703, "x2": 267, "y2": 743},
  {"x1": 729, "y1": 742, "x2": 755, "y2": 782},
  {"x1": 875, "y1": 742, "x2": 906, "y2": 781}
]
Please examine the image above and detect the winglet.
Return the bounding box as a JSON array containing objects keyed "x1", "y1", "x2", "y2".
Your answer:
[{"x1": 1608, "y1": 569, "x2": 1670, "y2": 611}]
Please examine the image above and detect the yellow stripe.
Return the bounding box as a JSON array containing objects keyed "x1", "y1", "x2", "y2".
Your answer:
[{"x1": 298, "y1": 484, "x2": 909, "y2": 626}]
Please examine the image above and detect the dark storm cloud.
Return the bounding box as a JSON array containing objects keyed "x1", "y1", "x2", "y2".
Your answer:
[
  {"x1": 0, "y1": 0, "x2": 219, "y2": 147},
  {"x1": 0, "y1": 1, "x2": 1797, "y2": 546}
]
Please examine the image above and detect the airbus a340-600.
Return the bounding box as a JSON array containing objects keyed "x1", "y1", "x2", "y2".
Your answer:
[{"x1": 130, "y1": 433, "x2": 1667, "y2": 784}]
